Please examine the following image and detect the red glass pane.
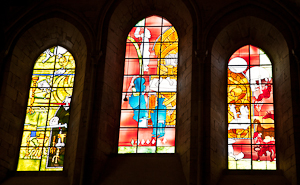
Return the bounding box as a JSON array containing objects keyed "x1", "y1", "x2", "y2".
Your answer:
[
  {"x1": 252, "y1": 104, "x2": 274, "y2": 122},
  {"x1": 145, "y1": 16, "x2": 163, "y2": 27},
  {"x1": 144, "y1": 26, "x2": 162, "y2": 43},
  {"x1": 120, "y1": 110, "x2": 138, "y2": 127},
  {"x1": 250, "y1": 45, "x2": 260, "y2": 55},
  {"x1": 144, "y1": 59, "x2": 159, "y2": 75},
  {"x1": 239, "y1": 45, "x2": 250, "y2": 54},
  {"x1": 162, "y1": 18, "x2": 172, "y2": 27},
  {"x1": 124, "y1": 59, "x2": 141, "y2": 75},
  {"x1": 118, "y1": 128, "x2": 138, "y2": 146},
  {"x1": 137, "y1": 128, "x2": 155, "y2": 146},
  {"x1": 125, "y1": 42, "x2": 139, "y2": 59},
  {"x1": 249, "y1": 54, "x2": 260, "y2": 65},
  {"x1": 156, "y1": 128, "x2": 175, "y2": 147}
]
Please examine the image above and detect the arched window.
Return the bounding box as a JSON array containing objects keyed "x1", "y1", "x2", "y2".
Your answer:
[
  {"x1": 227, "y1": 45, "x2": 276, "y2": 170},
  {"x1": 17, "y1": 46, "x2": 75, "y2": 171},
  {"x1": 118, "y1": 15, "x2": 178, "y2": 153}
]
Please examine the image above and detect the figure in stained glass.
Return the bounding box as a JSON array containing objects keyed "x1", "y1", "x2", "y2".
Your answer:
[
  {"x1": 134, "y1": 26, "x2": 151, "y2": 73},
  {"x1": 151, "y1": 97, "x2": 167, "y2": 138},
  {"x1": 129, "y1": 77, "x2": 148, "y2": 127},
  {"x1": 17, "y1": 46, "x2": 75, "y2": 171},
  {"x1": 227, "y1": 45, "x2": 276, "y2": 170},
  {"x1": 118, "y1": 15, "x2": 178, "y2": 153},
  {"x1": 253, "y1": 132, "x2": 276, "y2": 162}
]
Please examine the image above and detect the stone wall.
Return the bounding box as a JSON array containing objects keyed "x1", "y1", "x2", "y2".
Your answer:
[{"x1": 1, "y1": 0, "x2": 300, "y2": 185}]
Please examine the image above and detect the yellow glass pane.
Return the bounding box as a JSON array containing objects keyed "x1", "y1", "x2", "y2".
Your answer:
[{"x1": 54, "y1": 51, "x2": 76, "y2": 69}]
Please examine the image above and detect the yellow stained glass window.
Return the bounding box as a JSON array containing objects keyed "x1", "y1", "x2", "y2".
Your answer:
[{"x1": 17, "y1": 46, "x2": 75, "y2": 171}]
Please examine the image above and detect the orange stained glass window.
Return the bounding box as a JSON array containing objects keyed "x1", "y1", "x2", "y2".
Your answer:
[
  {"x1": 17, "y1": 46, "x2": 75, "y2": 171},
  {"x1": 227, "y1": 45, "x2": 276, "y2": 170},
  {"x1": 118, "y1": 15, "x2": 178, "y2": 153}
]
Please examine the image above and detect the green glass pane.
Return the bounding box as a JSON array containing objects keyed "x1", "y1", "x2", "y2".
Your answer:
[
  {"x1": 156, "y1": 146, "x2": 175, "y2": 153},
  {"x1": 118, "y1": 147, "x2": 137, "y2": 154},
  {"x1": 137, "y1": 146, "x2": 156, "y2": 153}
]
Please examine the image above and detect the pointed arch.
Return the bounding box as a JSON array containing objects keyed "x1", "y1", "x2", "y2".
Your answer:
[
  {"x1": 17, "y1": 46, "x2": 76, "y2": 171},
  {"x1": 118, "y1": 15, "x2": 178, "y2": 153}
]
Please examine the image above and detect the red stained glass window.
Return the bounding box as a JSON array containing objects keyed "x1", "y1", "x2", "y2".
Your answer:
[
  {"x1": 118, "y1": 15, "x2": 178, "y2": 153},
  {"x1": 228, "y1": 45, "x2": 276, "y2": 170}
]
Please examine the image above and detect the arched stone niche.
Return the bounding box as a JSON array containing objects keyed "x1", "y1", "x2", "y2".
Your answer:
[
  {"x1": 0, "y1": 17, "x2": 88, "y2": 185},
  {"x1": 85, "y1": 0, "x2": 195, "y2": 184},
  {"x1": 210, "y1": 16, "x2": 295, "y2": 185}
]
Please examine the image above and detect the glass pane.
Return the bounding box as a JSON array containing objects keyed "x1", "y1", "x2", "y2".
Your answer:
[
  {"x1": 250, "y1": 84, "x2": 273, "y2": 103},
  {"x1": 17, "y1": 147, "x2": 41, "y2": 171},
  {"x1": 54, "y1": 52, "x2": 75, "y2": 69},
  {"x1": 228, "y1": 84, "x2": 251, "y2": 103},
  {"x1": 34, "y1": 47, "x2": 56, "y2": 69},
  {"x1": 137, "y1": 146, "x2": 156, "y2": 153},
  {"x1": 120, "y1": 110, "x2": 139, "y2": 127},
  {"x1": 252, "y1": 104, "x2": 274, "y2": 123},
  {"x1": 156, "y1": 128, "x2": 175, "y2": 147},
  {"x1": 24, "y1": 107, "x2": 49, "y2": 130},
  {"x1": 162, "y1": 18, "x2": 172, "y2": 27},
  {"x1": 118, "y1": 146, "x2": 136, "y2": 154},
  {"x1": 252, "y1": 144, "x2": 276, "y2": 170},
  {"x1": 228, "y1": 124, "x2": 251, "y2": 139},
  {"x1": 46, "y1": 146, "x2": 65, "y2": 169},
  {"x1": 228, "y1": 104, "x2": 250, "y2": 123},
  {"x1": 157, "y1": 146, "x2": 175, "y2": 153},
  {"x1": 118, "y1": 128, "x2": 138, "y2": 147},
  {"x1": 138, "y1": 128, "x2": 155, "y2": 146},
  {"x1": 125, "y1": 42, "x2": 140, "y2": 59},
  {"x1": 145, "y1": 16, "x2": 163, "y2": 27},
  {"x1": 124, "y1": 59, "x2": 141, "y2": 75},
  {"x1": 228, "y1": 144, "x2": 251, "y2": 170}
]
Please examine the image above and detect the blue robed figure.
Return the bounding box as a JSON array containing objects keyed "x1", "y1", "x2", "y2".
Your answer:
[
  {"x1": 129, "y1": 77, "x2": 148, "y2": 127},
  {"x1": 151, "y1": 97, "x2": 167, "y2": 138}
]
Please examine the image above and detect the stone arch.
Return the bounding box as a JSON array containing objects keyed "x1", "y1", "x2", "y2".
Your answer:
[
  {"x1": 209, "y1": 15, "x2": 295, "y2": 184},
  {"x1": 0, "y1": 17, "x2": 89, "y2": 184},
  {"x1": 83, "y1": 0, "x2": 196, "y2": 184}
]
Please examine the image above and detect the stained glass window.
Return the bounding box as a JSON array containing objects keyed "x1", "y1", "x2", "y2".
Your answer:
[
  {"x1": 118, "y1": 15, "x2": 178, "y2": 153},
  {"x1": 17, "y1": 46, "x2": 75, "y2": 171},
  {"x1": 227, "y1": 45, "x2": 276, "y2": 170}
]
